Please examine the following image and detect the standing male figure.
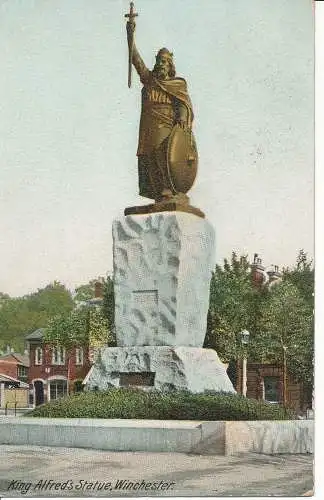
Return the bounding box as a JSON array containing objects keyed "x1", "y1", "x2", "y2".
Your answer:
[{"x1": 126, "y1": 17, "x2": 197, "y2": 203}]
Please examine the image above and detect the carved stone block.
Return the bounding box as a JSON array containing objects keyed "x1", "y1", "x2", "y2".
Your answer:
[
  {"x1": 113, "y1": 212, "x2": 215, "y2": 347},
  {"x1": 85, "y1": 346, "x2": 236, "y2": 394}
]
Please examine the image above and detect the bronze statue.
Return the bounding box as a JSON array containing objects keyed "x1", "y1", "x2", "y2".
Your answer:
[{"x1": 124, "y1": 3, "x2": 202, "y2": 217}]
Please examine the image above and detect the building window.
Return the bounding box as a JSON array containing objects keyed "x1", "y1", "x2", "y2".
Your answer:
[
  {"x1": 49, "y1": 379, "x2": 67, "y2": 400},
  {"x1": 263, "y1": 376, "x2": 280, "y2": 403},
  {"x1": 51, "y1": 346, "x2": 66, "y2": 365},
  {"x1": 17, "y1": 365, "x2": 28, "y2": 382},
  {"x1": 35, "y1": 347, "x2": 43, "y2": 365},
  {"x1": 75, "y1": 347, "x2": 83, "y2": 366}
]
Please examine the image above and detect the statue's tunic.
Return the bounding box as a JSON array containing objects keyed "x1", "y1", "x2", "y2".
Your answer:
[{"x1": 132, "y1": 49, "x2": 194, "y2": 200}]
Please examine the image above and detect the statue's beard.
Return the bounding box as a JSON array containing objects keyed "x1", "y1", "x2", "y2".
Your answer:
[{"x1": 153, "y1": 65, "x2": 169, "y2": 80}]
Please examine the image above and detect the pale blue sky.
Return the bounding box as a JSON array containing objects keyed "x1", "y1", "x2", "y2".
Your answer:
[{"x1": 0, "y1": 0, "x2": 314, "y2": 296}]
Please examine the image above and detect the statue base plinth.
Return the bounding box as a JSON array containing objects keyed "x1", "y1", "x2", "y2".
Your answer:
[
  {"x1": 84, "y1": 346, "x2": 236, "y2": 394},
  {"x1": 125, "y1": 200, "x2": 204, "y2": 218}
]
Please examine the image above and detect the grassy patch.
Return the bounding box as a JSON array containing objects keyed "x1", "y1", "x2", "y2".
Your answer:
[{"x1": 26, "y1": 389, "x2": 295, "y2": 420}]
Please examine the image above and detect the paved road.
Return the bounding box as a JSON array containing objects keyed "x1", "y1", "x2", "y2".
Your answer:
[{"x1": 0, "y1": 445, "x2": 313, "y2": 497}]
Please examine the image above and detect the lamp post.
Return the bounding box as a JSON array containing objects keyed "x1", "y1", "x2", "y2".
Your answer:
[
  {"x1": 282, "y1": 345, "x2": 287, "y2": 407},
  {"x1": 240, "y1": 330, "x2": 250, "y2": 397}
]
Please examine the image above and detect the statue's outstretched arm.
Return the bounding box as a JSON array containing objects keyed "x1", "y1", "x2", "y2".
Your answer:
[
  {"x1": 132, "y1": 44, "x2": 150, "y2": 83},
  {"x1": 126, "y1": 22, "x2": 150, "y2": 83}
]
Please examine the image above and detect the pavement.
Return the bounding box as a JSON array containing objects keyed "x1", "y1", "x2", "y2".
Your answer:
[{"x1": 0, "y1": 445, "x2": 314, "y2": 497}]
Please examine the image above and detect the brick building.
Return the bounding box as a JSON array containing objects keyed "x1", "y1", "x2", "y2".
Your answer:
[
  {"x1": 234, "y1": 360, "x2": 310, "y2": 413},
  {"x1": 26, "y1": 328, "x2": 91, "y2": 406},
  {"x1": 0, "y1": 352, "x2": 30, "y2": 408},
  {"x1": 0, "y1": 352, "x2": 29, "y2": 384}
]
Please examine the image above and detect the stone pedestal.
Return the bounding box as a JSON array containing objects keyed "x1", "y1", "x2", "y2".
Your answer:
[
  {"x1": 85, "y1": 211, "x2": 235, "y2": 394},
  {"x1": 113, "y1": 212, "x2": 215, "y2": 347},
  {"x1": 85, "y1": 346, "x2": 235, "y2": 394}
]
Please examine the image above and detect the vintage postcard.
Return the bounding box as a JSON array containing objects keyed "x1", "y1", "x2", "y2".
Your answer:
[{"x1": 0, "y1": 0, "x2": 315, "y2": 497}]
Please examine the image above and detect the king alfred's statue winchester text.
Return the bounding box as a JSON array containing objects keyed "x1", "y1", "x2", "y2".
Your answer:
[{"x1": 125, "y1": 2, "x2": 199, "y2": 211}]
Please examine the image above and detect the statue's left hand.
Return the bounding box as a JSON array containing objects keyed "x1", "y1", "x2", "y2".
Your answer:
[{"x1": 176, "y1": 119, "x2": 187, "y2": 129}]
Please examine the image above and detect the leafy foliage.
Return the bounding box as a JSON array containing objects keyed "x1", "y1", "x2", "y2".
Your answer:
[
  {"x1": 205, "y1": 253, "x2": 262, "y2": 360},
  {"x1": 253, "y1": 280, "x2": 313, "y2": 386},
  {"x1": 44, "y1": 274, "x2": 115, "y2": 351},
  {"x1": 74, "y1": 281, "x2": 97, "y2": 302},
  {"x1": 0, "y1": 282, "x2": 73, "y2": 352},
  {"x1": 26, "y1": 388, "x2": 294, "y2": 420},
  {"x1": 45, "y1": 305, "x2": 112, "y2": 350},
  {"x1": 283, "y1": 250, "x2": 314, "y2": 310}
]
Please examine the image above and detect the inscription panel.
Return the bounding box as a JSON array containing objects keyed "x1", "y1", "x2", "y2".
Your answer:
[
  {"x1": 119, "y1": 372, "x2": 155, "y2": 387},
  {"x1": 132, "y1": 289, "x2": 158, "y2": 308}
]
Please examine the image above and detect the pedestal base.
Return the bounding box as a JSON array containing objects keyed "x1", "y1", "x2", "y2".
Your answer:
[{"x1": 84, "y1": 346, "x2": 236, "y2": 394}]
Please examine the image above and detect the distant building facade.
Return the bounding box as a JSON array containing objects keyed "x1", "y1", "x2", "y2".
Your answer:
[
  {"x1": 26, "y1": 328, "x2": 91, "y2": 406},
  {"x1": 0, "y1": 352, "x2": 30, "y2": 408},
  {"x1": 0, "y1": 352, "x2": 29, "y2": 384}
]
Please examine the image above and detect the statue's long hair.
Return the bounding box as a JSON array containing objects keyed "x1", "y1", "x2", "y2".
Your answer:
[{"x1": 167, "y1": 59, "x2": 176, "y2": 78}]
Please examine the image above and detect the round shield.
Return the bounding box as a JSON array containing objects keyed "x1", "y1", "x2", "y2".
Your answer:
[{"x1": 167, "y1": 125, "x2": 198, "y2": 193}]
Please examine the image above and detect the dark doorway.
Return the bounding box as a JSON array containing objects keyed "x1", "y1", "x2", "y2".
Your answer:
[
  {"x1": 73, "y1": 380, "x2": 84, "y2": 393},
  {"x1": 34, "y1": 380, "x2": 44, "y2": 406}
]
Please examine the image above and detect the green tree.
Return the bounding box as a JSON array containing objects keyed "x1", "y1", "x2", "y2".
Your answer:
[
  {"x1": 28, "y1": 282, "x2": 74, "y2": 316},
  {"x1": 255, "y1": 280, "x2": 313, "y2": 388},
  {"x1": 283, "y1": 249, "x2": 314, "y2": 310},
  {"x1": 73, "y1": 275, "x2": 115, "y2": 344},
  {"x1": 74, "y1": 278, "x2": 105, "y2": 303},
  {"x1": 45, "y1": 305, "x2": 112, "y2": 350},
  {"x1": 0, "y1": 282, "x2": 73, "y2": 352},
  {"x1": 205, "y1": 252, "x2": 262, "y2": 361},
  {"x1": 0, "y1": 292, "x2": 10, "y2": 305}
]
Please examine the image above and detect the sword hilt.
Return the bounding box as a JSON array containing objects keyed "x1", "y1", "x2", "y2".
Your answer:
[
  {"x1": 125, "y1": 2, "x2": 138, "y2": 24},
  {"x1": 125, "y1": 2, "x2": 138, "y2": 88}
]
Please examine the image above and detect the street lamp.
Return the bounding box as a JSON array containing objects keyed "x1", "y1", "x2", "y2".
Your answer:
[
  {"x1": 240, "y1": 330, "x2": 250, "y2": 397},
  {"x1": 282, "y1": 345, "x2": 287, "y2": 407}
]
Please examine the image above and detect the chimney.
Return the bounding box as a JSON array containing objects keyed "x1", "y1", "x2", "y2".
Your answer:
[
  {"x1": 267, "y1": 265, "x2": 282, "y2": 284},
  {"x1": 94, "y1": 281, "x2": 103, "y2": 299},
  {"x1": 251, "y1": 254, "x2": 266, "y2": 289}
]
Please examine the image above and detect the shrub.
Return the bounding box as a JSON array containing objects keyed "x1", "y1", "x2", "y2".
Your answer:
[{"x1": 26, "y1": 389, "x2": 295, "y2": 420}]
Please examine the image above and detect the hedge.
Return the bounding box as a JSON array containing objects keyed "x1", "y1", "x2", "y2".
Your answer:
[{"x1": 26, "y1": 389, "x2": 295, "y2": 420}]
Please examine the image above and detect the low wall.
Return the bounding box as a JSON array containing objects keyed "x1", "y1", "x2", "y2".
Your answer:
[
  {"x1": 0, "y1": 418, "x2": 313, "y2": 455},
  {"x1": 198, "y1": 420, "x2": 314, "y2": 455}
]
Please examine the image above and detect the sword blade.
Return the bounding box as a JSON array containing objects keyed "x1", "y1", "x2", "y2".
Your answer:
[{"x1": 128, "y1": 42, "x2": 133, "y2": 88}]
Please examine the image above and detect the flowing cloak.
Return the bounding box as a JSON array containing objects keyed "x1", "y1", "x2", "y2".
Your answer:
[{"x1": 137, "y1": 74, "x2": 194, "y2": 157}]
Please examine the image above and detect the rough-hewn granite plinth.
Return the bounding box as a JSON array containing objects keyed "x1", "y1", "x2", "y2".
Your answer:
[
  {"x1": 113, "y1": 212, "x2": 215, "y2": 347},
  {"x1": 85, "y1": 346, "x2": 236, "y2": 394}
]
